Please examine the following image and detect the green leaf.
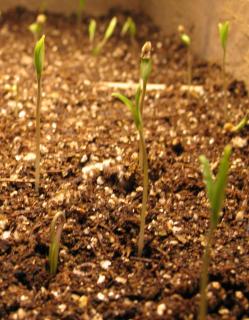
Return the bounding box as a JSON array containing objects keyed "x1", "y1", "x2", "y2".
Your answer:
[
  {"x1": 104, "y1": 17, "x2": 117, "y2": 41},
  {"x1": 199, "y1": 155, "x2": 214, "y2": 206},
  {"x1": 218, "y1": 21, "x2": 230, "y2": 51},
  {"x1": 121, "y1": 17, "x2": 136, "y2": 37},
  {"x1": 29, "y1": 22, "x2": 41, "y2": 37},
  {"x1": 34, "y1": 35, "x2": 45, "y2": 78},
  {"x1": 211, "y1": 145, "x2": 232, "y2": 226},
  {"x1": 89, "y1": 19, "x2": 97, "y2": 43},
  {"x1": 140, "y1": 59, "x2": 152, "y2": 83},
  {"x1": 233, "y1": 113, "x2": 249, "y2": 133},
  {"x1": 112, "y1": 92, "x2": 141, "y2": 129},
  {"x1": 112, "y1": 93, "x2": 133, "y2": 112},
  {"x1": 181, "y1": 33, "x2": 191, "y2": 46}
]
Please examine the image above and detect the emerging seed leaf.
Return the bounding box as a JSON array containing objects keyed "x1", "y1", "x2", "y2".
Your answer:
[
  {"x1": 89, "y1": 19, "x2": 97, "y2": 43},
  {"x1": 34, "y1": 35, "x2": 45, "y2": 78},
  {"x1": 181, "y1": 33, "x2": 191, "y2": 47},
  {"x1": 140, "y1": 41, "x2": 152, "y2": 83},
  {"x1": 199, "y1": 145, "x2": 232, "y2": 228},
  {"x1": 121, "y1": 17, "x2": 136, "y2": 37},
  {"x1": 49, "y1": 212, "x2": 66, "y2": 275},
  {"x1": 104, "y1": 17, "x2": 117, "y2": 41},
  {"x1": 218, "y1": 21, "x2": 230, "y2": 51},
  {"x1": 199, "y1": 155, "x2": 214, "y2": 206},
  {"x1": 29, "y1": 23, "x2": 41, "y2": 37},
  {"x1": 211, "y1": 145, "x2": 232, "y2": 226},
  {"x1": 112, "y1": 93, "x2": 141, "y2": 129},
  {"x1": 232, "y1": 113, "x2": 249, "y2": 133}
]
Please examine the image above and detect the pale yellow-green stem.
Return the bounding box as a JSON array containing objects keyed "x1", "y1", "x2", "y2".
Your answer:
[
  {"x1": 199, "y1": 224, "x2": 215, "y2": 320},
  {"x1": 138, "y1": 79, "x2": 147, "y2": 169},
  {"x1": 137, "y1": 125, "x2": 149, "y2": 257},
  {"x1": 222, "y1": 48, "x2": 227, "y2": 107},
  {"x1": 35, "y1": 76, "x2": 41, "y2": 193},
  {"x1": 187, "y1": 47, "x2": 192, "y2": 88}
]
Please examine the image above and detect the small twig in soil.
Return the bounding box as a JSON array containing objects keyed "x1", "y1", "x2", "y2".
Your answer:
[
  {"x1": 0, "y1": 178, "x2": 34, "y2": 184},
  {"x1": 98, "y1": 82, "x2": 165, "y2": 91}
]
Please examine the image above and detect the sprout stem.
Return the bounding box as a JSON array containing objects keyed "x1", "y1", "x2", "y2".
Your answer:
[
  {"x1": 35, "y1": 76, "x2": 42, "y2": 193},
  {"x1": 138, "y1": 80, "x2": 147, "y2": 169},
  {"x1": 49, "y1": 212, "x2": 66, "y2": 275},
  {"x1": 187, "y1": 47, "x2": 192, "y2": 88},
  {"x1": 137, "y1": 125, "x2": 149, "y2": 257},
  {"x1": 199, "y1": 224, "x2": 215, "y2": 320},
  {"x1": 222, "y1": 49, "x2": 227, "y2": 106}
]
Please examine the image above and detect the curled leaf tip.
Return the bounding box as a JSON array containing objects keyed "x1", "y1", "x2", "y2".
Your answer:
[{"x1": 141, "y1": 41, "x2": 152, "y2": 60}]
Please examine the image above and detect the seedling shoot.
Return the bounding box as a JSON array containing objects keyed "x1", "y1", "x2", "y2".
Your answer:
[
  {"x1": 112, "y1": 41, "x2": 152, "y2": 257},
  {"x1": 29, "y1": 14, "x2": 47, "y2": 41},
  {"x1": 34, "y1": 35, "x2": 45, "y2": 193},
  {"x1": 218, "y1": 21, "x2": 230, "y2": 104},
  {"x1": 49, "y1": 212, "x2": 66, "y2": 275},
  {"x1": 178, "y1": 25, "x2": 192, "y2": 87},
  {"x1": 93, "y1": 17, "x2": 117, "y2": 55},
  {"x1": 78, "y1": 0, "x2": 86, "y2": 25},
  {"x1": 88, "y1": 19, "x2": 97, "y2": 44},
  {"x1": 199, "y1": 145, "x2": 232, "y2": 320},
  {"x1": 121, "y1": 17, "x2": 136, "y2": 39},
  {"x1": 224, "y1": 112, "x2": 249, "y2": 133}
]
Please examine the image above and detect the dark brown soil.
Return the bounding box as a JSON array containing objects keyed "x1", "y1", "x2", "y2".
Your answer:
[{"x1": 0, "y1": 7, "x2": 249, "y2": 320}]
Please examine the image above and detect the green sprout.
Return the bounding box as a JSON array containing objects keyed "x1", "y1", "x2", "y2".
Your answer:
[
  {"x1": 224, "y1": 112, "x2": 249, "y2": 133},
  {"x1": 29, "y1": 14, "x2": 47, "y2": 41},
  {"x1": 199, "y1": 145, "x2": 232, "y2": 320},
  {"x1": 218, "y1": 21, "x2": 230, "y2": 104},
  {"x1": 34, "y1": 35, "x2": 45, "y2": 193},
  {"x1": 121, "y1": 17, "x2": 136, "y2": 39},
  {"x1": 178, "y1": 25, "x2": 192, "y2": 87},
  {"x1": 88, "y1": 19, "x2": 97, "y2": 44},
  {"x1": 49, "y1": 212, "x2": 66, "y2": 275},
  {"x1": 112, "y1": 42, "x2": 152, "y2": 257},
  {"x1": 93, "y1": 17, "x2": 117, "y2": 55},
  {"x1": 78, "y1": 0, "x2": 86, "y2": 25}
]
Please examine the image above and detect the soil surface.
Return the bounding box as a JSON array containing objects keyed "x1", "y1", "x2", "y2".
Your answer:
[{"x1": 0, "y1": 7, "x2": 249, "y2": 320}]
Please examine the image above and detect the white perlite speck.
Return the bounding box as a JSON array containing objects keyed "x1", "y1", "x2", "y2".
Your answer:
[
  {"x1": 100, "y1": 260, "x2": 111, "y2": 270},
  {"x1": 97, "y1": 274, "x2": 106, "y2": 284},
  {"x1": 157, "y1": 303, "x2": 166, "y2": 316}
]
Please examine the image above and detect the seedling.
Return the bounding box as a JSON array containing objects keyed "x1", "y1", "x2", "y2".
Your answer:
[
  {"x1": 88, "y1": 19, "x2": 97, "y2": 44},
  {"x1": 78, "y1": 0, "x2": 86, "y2": 25},
  {"x1": 93, "y1": 17, "x2": 117, "y2": 55},
  {"x1": 218, "y1": 21, "x2": 230, "y2": 103},
  {"x1": 29, "y1": 14, "x2": 47, "y2": 41},
  {"x1": 178, "y1": 25, "x2": 192, "y2": 87},
  {"x1": 49, "y1": 212, "x2": 66, "y2": 275},
  {"x1": 121, "y1": 17, "x2": 136, "y2": 39},
  {"x1": 34, "y1": 35, "x2": 45, "y2": 193},
  {"x1": 112, "y1": 42, "x2": 152, "y2": 257},
  {"x1": 199, "y1": 145, "x2": 232, "y2": 320},
  {"x1": 224, "y1": 112, "x2": 249, "y2": 133}
]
